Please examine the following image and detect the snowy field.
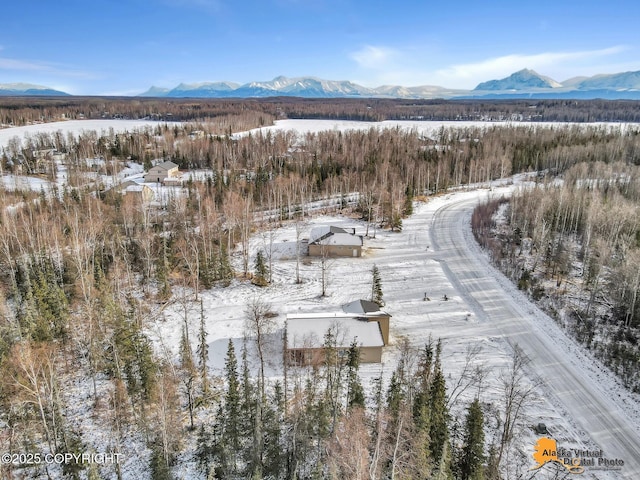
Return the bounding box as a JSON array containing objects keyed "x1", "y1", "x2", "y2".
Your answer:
[
  {"x1": 0, "y1": 119, "x2": 174, "y2": 150},
  {"x1": 238, "y1": 118, "x2": 640, "y2": 139}
]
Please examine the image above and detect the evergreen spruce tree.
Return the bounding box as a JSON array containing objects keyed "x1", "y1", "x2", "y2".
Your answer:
[
  {"x1": 386, "y1": 370, "x2": 404, "y2": 421},
  {"x1": 222, "y1": 339, "x2": 241, "y2": 475},
  {"x1": 433, "y1": 440, "x2": 454, "y2": 480},
  {"x1": 195, "y1": 424, "x2": 214, "y2": 477},
  {"x1": 179, "y1": 327, "x2": 195, "y2": 373},
  {"x1": 19, "y1": 255, "x2": 70, "y2": 341},
  {"x1": 371, "y1": 264, "x2": 384, "y2": 307},
  {"x1": 403, "y1": 184, "x2": 414, "y2": 217},
  {"x1": 240, "y1": 342, "x2": 261, "y2": 478},
  {"x1": 346, "y1": 339, "x2": 365, "y2": 409},
  {"x1": 458, "y1": 398, "x2": 485, "y2": 480},
  {"x1": 429, "y1": 342, "x2": 450, "y2": 469},
  {"x1": 196, "y1": 299, "x2": 210, "y2": 398},
  {"x1": 149, "y1": 443, "x2": 174, "y2": 480},
  {"x1": 413, "y1": 340, "x2": 435, "y2": 429},
  {"x1": 199, "y1": 251, "x2": 216, "y2": 289},
  {"x1": 210, "y1": 404, "x2": 227, "y2": 478},
  {"x1": 262, "y1": 382, "x2": 285, "y2": 479},
  {"x1": 217, "y1": 246, "x2": 234, "y2": 286},
  {"x1": 252, "y1": 250, "x2": 269, "y2": 286},
  {"x1": 112, "y1": 315, "x2": 156, "y2": 402}
]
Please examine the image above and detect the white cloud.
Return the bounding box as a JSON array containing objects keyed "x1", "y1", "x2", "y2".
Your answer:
[
  {"x1": 349, "y1": 44, "x2": 633, "y2": 89},
  {"x1": 350, "y1": 45, "x2": 399, "y2": 69},
  {"x1": 0, "y1": 56, "x2": 98, "y2": 80},
  {"x1": 0, "y1": 57, "x2": 50, "y2": 71},
  {"x1": 434, "y1": 46, "x2": 628, "y2": 88}
]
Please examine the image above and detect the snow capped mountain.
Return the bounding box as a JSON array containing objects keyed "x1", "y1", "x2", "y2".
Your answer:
[
  {"x1": 6, "y1": 69, "x2": 640, "y2": 100},
  {"x1": 162, "y1": 81, "x2": 241, "y2": 98},
  {"x1": 0, "y1": 82, "x2": 69, "y2": 96},
  {"x1": 568, "y1": 70, "x2": 640, "y2": 91},
  {"x1": 232, "y1": 76, "x2": 374, "y2": 98},
  {"x1": 138, "y1": 86, "x2": 171, "y2": 97},
  {"x1": 474, "y1": 69, "x2": 563, "y2": 91},
  {"x1": 138, "y1": 76, "x2": 471, "y2": 99}
]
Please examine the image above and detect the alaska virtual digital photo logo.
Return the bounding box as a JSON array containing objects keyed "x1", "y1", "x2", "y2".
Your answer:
[{"x1": 531, "y1": 437, "x2": 625, "y2": 475}]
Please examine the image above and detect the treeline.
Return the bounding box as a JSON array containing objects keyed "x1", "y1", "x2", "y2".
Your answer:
[
  {"x1": 473, "y1": 161, "x2": 640, "y2": 391},
  {"x1": 0, "y1": 97, "x2": 275, "y2": 132},
  {"x1": 2, "y1": 124, "x2": 639, "y2": 309},
  {"x1": 4, "y1": 97, "x2": 640, "y2": 128},
  {"x1": 193, "y1": 336, "x2": 496, "y2": 480}
]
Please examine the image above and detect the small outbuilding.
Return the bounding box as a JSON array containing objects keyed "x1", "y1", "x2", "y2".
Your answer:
[
  {"x1": 123, "y1": 184, "x2": 155, "y2": 203},
  {"x1": 308, "y1": 226, "x2": 363, "y2": 258}
]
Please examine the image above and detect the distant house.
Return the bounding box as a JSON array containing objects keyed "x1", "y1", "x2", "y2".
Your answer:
[
  {"x1": 308, "y1": 226, "x2": 363, "y2": 258},
  {"x1": 123, "y1": 184, "x2": 154, "y2": 203},
  {"x1": 285, "y1": 312, "x2": 384, "y2": 366},
  {"x1": 111, "y1": 180, "x2": 154, "y2": 204},
  {"x1": 144, "y1": 160, "x2": 180, "y2": 184}
]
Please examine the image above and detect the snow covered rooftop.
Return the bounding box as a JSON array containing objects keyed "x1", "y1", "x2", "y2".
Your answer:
[
  {"x1": 286, "y1": 313, "x2": 384, "y2": 350},
  {"x1": 151, "y1": 160, "x2": 179, "y2": 170},
  {"x1": 308, "y1": 225, "x2": 363, "y2": 246},
  {"x1": 124, "y1": 185, "x2": 146, "y2": 192}
]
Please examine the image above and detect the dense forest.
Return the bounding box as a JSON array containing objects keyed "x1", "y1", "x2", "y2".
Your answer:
[
  {"x1": 3, "y1": 97, "x2": 640, "y2": 128},
  {"x1": 0, "y1": 101, "x2": 639, "y2": 479}
]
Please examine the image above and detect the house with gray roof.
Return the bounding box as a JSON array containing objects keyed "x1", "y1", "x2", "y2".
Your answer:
[
  {"x1": 285, "y1": 299, "x2": 391, "y2": 366},
  {"x1": 285, "y1": 312, "x2": 384, "y2": 366},
  {"x1": 308, "y1": 225, "x2": 363, "y2": 257},
  {"x1": 144, "y1": 160, "x2": 180, "y2": 184}
]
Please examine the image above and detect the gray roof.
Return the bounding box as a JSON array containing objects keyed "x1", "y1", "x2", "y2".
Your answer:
[
  {"x1": 309, "y1": 225, "x2": 362, "y2": 247},
  {"x1": 152, "y1": 160, "x2": 178, "y2": 171},
  {"x1": 342, "y1": 299, "x2": 383, "y2": 314}
]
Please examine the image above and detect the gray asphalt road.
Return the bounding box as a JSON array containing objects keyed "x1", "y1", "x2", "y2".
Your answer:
[{"x1": 430, "y1": 195, "x2": 640, "y2": 479}]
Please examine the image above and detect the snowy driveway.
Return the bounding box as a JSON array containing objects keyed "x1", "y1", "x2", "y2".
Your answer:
[{"x1": 430, "y1": 194, "x2": 640, "y2": 478}]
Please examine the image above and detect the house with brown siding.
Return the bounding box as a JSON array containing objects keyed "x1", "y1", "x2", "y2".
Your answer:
[
  {"x1": 308, "y1": 226, "x2": 363, "y2": 257},
  {"x1": 285, "y1": 312, "x2": 384, "y2": 366}
]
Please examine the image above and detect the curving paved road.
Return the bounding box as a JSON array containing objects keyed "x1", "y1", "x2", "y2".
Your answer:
[{"x1": 430, "y1": 195, "x2": 640, "y2": 479}]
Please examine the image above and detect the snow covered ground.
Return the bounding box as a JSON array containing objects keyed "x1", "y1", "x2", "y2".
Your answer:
[
  {"x1": 0, "y1": 119, "x2": 173, "y2": 150},
  {"x1": 3, "y1": 118, "x2": 639, "y2": 478},
  {"x1": 148, "y1": 184, "x2": 639, "y2": 479},
  {"x1": 237, "y1": 118, "x2": 640, "y2": 139}
]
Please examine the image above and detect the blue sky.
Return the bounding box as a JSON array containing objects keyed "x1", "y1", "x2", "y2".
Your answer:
[{"x1": 1, "y1": 0, "x2": 639, "y2": 95}]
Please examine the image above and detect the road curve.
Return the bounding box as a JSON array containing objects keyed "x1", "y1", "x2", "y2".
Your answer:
[{"x1": 431, "y1": 195, "x2": 640, "y2": 479}]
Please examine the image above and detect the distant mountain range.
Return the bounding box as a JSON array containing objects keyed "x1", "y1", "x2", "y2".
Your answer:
[
  {"x1": 136, "y1": 75, "x2": 470, "y2": 99},
  {"x1": 0, "y1": 83, "x2": 70, "y2": 97},
  {"x1": 5, "y1": 69, "x2": 640, "y2": 99},
  {"x1": 138, "y1": 69, "x2": 640, "y2": 100}
]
